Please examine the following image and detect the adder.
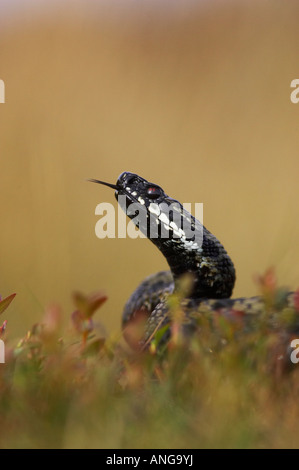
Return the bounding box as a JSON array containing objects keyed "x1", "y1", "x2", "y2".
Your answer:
[{"x1": 89, "y1": 172, "x2": 297, "y2": 354}]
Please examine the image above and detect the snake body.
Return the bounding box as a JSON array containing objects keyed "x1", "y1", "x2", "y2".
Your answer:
[{"x1": 90, "y1": 172, "x2": 297, "y2": 353}]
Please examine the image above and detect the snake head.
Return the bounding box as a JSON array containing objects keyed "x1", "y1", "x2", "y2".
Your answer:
[
  {"x1": 89, "y1": 171, "x2": 203, "y2": 249},
  {"x1": 115, "y1": 171, "x2": 166, "y2": 204},
  {"x1": 112, "y1": 171, "x2": 203, "y2": 246}
]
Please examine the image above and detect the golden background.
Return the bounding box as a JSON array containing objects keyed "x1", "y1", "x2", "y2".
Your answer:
[{"x1": 1, "y1": 1, "x2": 299, "y2": 338}]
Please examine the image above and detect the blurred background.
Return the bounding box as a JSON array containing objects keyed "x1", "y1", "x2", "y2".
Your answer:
[{"x1": 1, "y1": 0, "x2": 299, "y2": 338}]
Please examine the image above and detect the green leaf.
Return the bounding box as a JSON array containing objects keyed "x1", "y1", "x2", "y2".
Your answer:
[
  {"x1": 82, "y1": 338, "x2": 105, "y2": 357},
  {"x1": 152, "y1": 323, "x2": 170, "y2": 348},
  {"x1": 0, "y1": 293, "x2": 16, "y2": 316}
]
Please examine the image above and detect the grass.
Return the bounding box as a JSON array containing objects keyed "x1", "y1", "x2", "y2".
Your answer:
[{"x1": 1, "y1": 270, "x2": 299, "y2": 449}]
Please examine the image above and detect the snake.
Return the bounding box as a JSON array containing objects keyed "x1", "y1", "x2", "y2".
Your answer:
[{"x1": 89, "y1": 172, "x2": 298, "y2": 357}]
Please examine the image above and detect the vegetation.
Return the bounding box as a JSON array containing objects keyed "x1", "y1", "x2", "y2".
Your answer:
[{"x1": 1, "y1": 270, "x2": 299, "y2": 449}]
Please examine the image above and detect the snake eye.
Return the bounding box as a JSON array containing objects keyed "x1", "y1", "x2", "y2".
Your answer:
[
  {"x1": 146, "y1": 186, "x2": 161, "y2": 199},
  {"x1": 126, "y1": 175, "x2": 136, "y2": 186}
]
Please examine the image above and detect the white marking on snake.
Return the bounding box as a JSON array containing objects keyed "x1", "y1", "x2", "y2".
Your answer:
[
  {"x1": 159, "y1": 213, "x2": 170, "y2": 225},
  {"x1": 148, "y1": 203, "x2": 160, "y2": 216}
]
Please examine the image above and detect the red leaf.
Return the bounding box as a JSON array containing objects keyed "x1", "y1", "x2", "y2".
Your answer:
[
  {"x1": 72, "y1": 291, "x2": 107, "y2": 319},
  {"x1": 0, "y1": 293, "x2": 16, "y2": 316},
  {"x1": 0, "y1": 320, "x2": 7, "y2": 337},
  {"x1": 294, "y1": 289, "x2": 299, "y2": 313}
]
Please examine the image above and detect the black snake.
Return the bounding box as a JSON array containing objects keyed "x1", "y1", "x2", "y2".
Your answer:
[{"x1": 90, "y1": 172, "x2": 298, "y2": 358}]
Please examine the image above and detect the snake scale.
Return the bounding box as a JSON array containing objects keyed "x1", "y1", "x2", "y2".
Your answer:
[{"x1": 90, "y1": 172, "x2": 298, "y2": 356}]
